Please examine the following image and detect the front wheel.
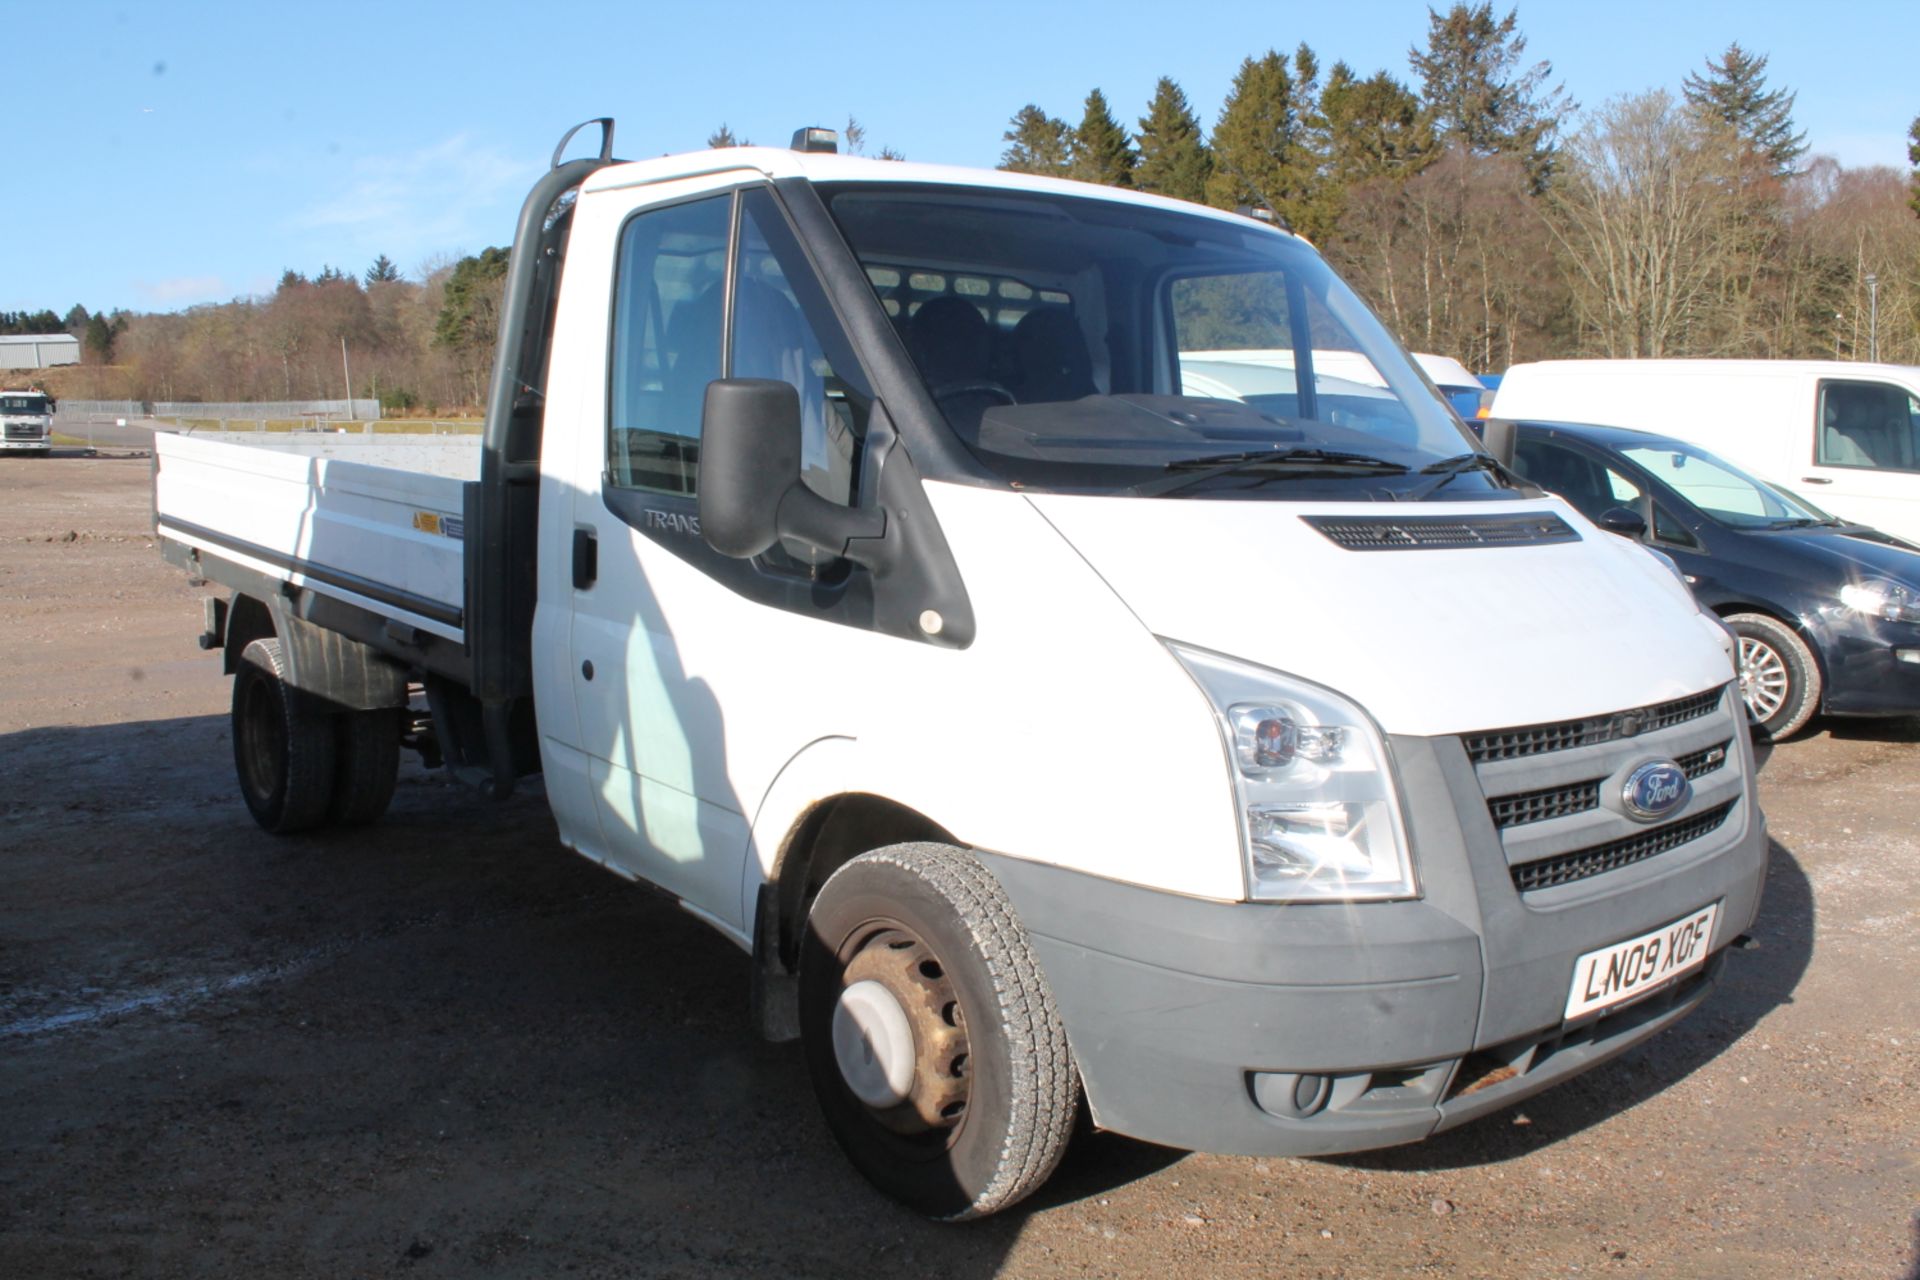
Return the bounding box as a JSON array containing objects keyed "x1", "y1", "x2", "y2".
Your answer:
[
  {"x1": 799, "y1": 843, "x2": 1078, "y2": 1220},
  {"x1": 1728, "y1": 612, "x2": 1821, "y2": 739}
]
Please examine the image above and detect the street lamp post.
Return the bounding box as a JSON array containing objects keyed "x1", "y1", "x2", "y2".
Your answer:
[{"x1": 1866, "y1": 274, "x2": 1879, "y2": 363}]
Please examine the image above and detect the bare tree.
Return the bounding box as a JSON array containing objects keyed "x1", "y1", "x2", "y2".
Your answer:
[{"x1": 1548, "y1": 91, "x2": 1746, "y2": 357}]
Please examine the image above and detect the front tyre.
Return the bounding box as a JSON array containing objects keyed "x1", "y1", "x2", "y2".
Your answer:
[
  {"x1": 231, "y1": 637, "x2": 337, "y2": 833},
  {"x1": 1728, "y1": 612, "x2": 1821, "y2": 739},
  {"x1": 799, "y1": 843, "x2": 1077, "y2": 1220}
]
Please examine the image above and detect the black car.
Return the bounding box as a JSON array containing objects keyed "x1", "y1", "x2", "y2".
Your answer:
[{"x1": 1508, "y1": 420, "x2": 1920, "y2": 737}]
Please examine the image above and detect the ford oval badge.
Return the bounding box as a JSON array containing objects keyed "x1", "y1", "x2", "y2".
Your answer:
[{"x1": 1623, "y1": 761, "x2": 1690, "y2": 821}]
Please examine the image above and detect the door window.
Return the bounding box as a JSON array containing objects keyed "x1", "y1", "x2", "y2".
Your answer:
[
  {"x1": 1512, "y1": 438, "x2": 1641, "y2": 524},
  {"x1": 605, "y1": 189, "x2": 873, "y2": 506},
  {"x1": 1815, "y1": 380, "x2": 1920, "y2": 473},
  {"x1": 607, "y1": 194, "x2": 732, "y2": 495}
]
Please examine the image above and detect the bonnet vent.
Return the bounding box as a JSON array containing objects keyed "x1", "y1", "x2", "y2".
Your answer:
[{"x1": 1302, "y1": 512, "x2": 1579, "y2": 551}]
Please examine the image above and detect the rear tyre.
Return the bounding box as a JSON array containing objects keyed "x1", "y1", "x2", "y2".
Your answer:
[
  {"x1": 799, "y1": 843, "x2": 1077, "y2": 1220},
  {"x1": 327, "y1": 707, "x2": 401, "y2": 827},
  {"x1": 1728, "y1": 612, "x2": 1821, "y2": 739},
  {"x1": 231, "y1": 638, "x2": 337, "y2": 833}
]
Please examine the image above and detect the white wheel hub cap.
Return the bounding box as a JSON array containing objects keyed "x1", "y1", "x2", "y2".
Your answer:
[{"x1": 832, "y1": 979, "x2": 916, "y2": 1108}]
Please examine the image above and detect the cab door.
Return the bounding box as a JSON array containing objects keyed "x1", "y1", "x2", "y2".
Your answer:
[
  {"x1": 1800, "y1": 377, "x2": 1920, "y2": 539},
  {"x1": 561, "y1": 181, "x2": 880, "y2": 931}
]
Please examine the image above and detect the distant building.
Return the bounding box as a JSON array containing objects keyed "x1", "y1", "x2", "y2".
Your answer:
[{"x1": 0, "y1": 334, "x2": 81, "y2": 370}]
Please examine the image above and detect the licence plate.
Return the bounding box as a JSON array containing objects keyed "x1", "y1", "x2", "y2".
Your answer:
[{"x1": 1564, "y1": 902, "x2": 1719, "y2": 1021}]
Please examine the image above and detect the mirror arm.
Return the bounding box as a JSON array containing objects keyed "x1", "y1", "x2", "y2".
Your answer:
[{"x1": 775, "y1": 486, "x2": 888, "y2": 561}]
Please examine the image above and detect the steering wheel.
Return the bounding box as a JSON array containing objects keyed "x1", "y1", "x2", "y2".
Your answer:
[{"x1": 930, "y1": 380, "x2": 1017, "y2": 408}]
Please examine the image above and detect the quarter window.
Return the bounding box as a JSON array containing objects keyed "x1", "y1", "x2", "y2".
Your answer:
[{"x1": 735, "y1": 187, "x2": 873, "y2": 509}]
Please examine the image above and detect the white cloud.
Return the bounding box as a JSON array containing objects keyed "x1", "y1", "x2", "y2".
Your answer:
[
  {"x1": 290, "y1": 134, "x2": 530, "y2": 263},
  {"x1": 135, "y1": 275, "x2": 230, "y2": 305}
]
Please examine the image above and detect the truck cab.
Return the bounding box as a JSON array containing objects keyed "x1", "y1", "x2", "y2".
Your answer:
[
  {"x1": 155, "y1": 124, "x2": 1768, "y2": 1219},
  {"x1": 1, "y1": 389, "x2": 54, "y2": 453}
]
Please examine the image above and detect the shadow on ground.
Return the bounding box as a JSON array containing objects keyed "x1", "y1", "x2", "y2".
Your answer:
[{"x1": 0, "y1": 715, "x2": 1176, "y2": 1276}]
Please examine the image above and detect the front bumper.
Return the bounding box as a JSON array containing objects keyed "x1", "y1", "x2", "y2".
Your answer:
[
  {"x1": 977, "y1": 717, "x2": 1768, "y2": 1158},
  {"x1": 0, "y1": 436, "x2": 51, "y2": 451},
  {"x1": 1810, "y1": 610, "x2": 1920, "y2": 716}
]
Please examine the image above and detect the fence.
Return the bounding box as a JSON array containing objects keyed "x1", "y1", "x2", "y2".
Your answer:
[
  {"x1": 155, "y1": 399, "x2": 382, "y2": 421},
  {"x1": 56, "y1": 399, "x2": 145, "y2": 420}
]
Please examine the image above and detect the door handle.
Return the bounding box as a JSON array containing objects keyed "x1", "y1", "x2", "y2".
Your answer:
[
  {"x1": 1800, "y1": 476, "x2": 1833, "y2": 484},
  {"x1": 572, "y1": 528, "x2": 598, "y2": 589}
]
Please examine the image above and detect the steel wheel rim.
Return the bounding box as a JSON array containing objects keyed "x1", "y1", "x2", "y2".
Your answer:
[
  {"x1": 1737, "y1": 636, "x2": 1789, "y2": 721},
  {"x1": 833, "y1": 922, "x2": 972, "y2": 1146}
]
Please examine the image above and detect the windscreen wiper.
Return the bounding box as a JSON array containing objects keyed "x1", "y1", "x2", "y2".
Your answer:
[
  {"x1": 1766, "y1": 516, "x2": 1843, "y2": 529},
  {"x1": 1139, "y1": 447, "x2": 1410, "y2": 498},
  {"x1": 1402, "y1": 451, "x2": 1525, "y2": 501}
]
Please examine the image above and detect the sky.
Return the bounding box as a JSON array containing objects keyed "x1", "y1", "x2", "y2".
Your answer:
[{"x1": 10, "y1": 0, "x2": 1916, "y2": 316}]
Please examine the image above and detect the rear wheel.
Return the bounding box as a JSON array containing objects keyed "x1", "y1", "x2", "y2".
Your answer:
[
  {"x1": 1728, "y1": 612, "x2": 1821, "y2": 739},
  {"x1": 231, "y1": 638, "x2": 337, "y2": 833},
  {"x1": 799, "y1": 843, "x2": 1077, "y2": 1220},
  {"x1": 328, "y1": 707, "x2": 401, "y2": 826}
]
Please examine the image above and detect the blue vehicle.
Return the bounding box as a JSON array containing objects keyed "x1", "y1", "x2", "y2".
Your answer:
[{"x1": 1509, "y1": 420, "x2": 1920, "y2": 738}]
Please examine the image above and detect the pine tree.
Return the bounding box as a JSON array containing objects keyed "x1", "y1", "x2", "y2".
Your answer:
[
  {"x1": 707, "y1": 123, "x2": 749, "y2": 148},
  {"x1": 63, "y1": 304, "x2": 90, "y2": 332},
  {"x1": 365, "y1": 254, "x2": 402, "y2": 286},
  {"x1": 1681, "y1": 44, "x2": 1806, "y2": 178},
  {"x1": 84, "y1": 313, "x2": 115, "y2": 363},
  {"x1": 1321, "y1": 62, "x2": 1435, "y2": 183},
  {"x1": 1910, "y1": 115, "x2": 1920, "y2": 220},
  {"x1": 999, "y1": 105, "x2": 1073, "y2": 176},
  {"x1": 1135, "y1": 77, "x2": 1212, "y2": 203},
  {"x1": 1070, "y1": 89, "x2": 1136, "y2": 186},
  {"x1": 435, "y1": 248, "x2": 511, "y2": 350},
  {"x1": 1409, "y1": 3, "x2": 1568, "y2": 186},
  {"x1": 1205, "y1": 47, "x2": 1332, "y2": 238}
]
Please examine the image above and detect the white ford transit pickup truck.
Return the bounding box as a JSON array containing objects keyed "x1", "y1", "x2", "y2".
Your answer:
[
  {"x1": 154, "y1": 121, "x2": 1767, "y2": 1219},
  {"x1": 1492, "y1": 359, "x2": 1920, "y2": 546}
]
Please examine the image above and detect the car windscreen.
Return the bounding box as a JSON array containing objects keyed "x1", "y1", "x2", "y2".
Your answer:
[
  {"x1": 821, "y1": 184, "x2": 1496, "y2": 498},
  {"x1": 1621, "y1": 441, "x2": 1833, "y2": 527}
]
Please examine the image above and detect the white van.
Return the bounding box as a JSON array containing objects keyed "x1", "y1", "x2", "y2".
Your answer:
[
  {"x1": 154, "y1": 123, "x2": 1766, "y2": 1220},
  {"x1": 1491, "y1": 360, "x2": 1920, "y2": 545}
]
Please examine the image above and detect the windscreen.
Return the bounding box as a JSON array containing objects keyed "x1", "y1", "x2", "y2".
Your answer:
[
  {"x1": 823, "y1": 184, "x2": 1496, "y2": 498},
  {"x1": 1621, "y1": 441, "x2": 1834, "y2": 528},
  {"x1": 1, "y1": 395, "x2": 50, "y2": 414}
]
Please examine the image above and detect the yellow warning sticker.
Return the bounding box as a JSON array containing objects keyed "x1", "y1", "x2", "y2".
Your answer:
[{"x1": 412, "y1": 511, "x2": 442, "y2": 535}]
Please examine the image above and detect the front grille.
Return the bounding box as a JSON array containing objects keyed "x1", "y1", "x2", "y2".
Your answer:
[
  {"x1": 1489, "y1": 779, "x2": 1600, "y2": 828},
  {"x1": 5, "y1": 424, "x2": 43, "y2": 439},
  {"x1": 1510, "y1": 802, "x2": 1736, "y2": 892},
  {"x1": 1464, "y1": 687, "x2": 1726, "y2": 764},
  {"x1": 1678, "y1": 740, "x2": 1730, "y2": 779},
  {"x1": 1302, "y1": 512, "x2": 1579, "y2": 551},
  {"x1": 1487, "y1": 737, "x2": 1731, "y2": 831}
]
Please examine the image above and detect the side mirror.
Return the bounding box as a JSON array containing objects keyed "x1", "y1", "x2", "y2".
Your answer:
[
  {"x1": 699, "y1": 378, "x2": 885, "y2": 560},
  {"x1": 1598, "y1": 506, "x2": 1647, "y2": 538}
]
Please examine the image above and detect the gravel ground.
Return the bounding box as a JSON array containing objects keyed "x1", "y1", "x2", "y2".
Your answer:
[{"x1": 2, "y1": 454, "x2": 1916, "y2": 1278}]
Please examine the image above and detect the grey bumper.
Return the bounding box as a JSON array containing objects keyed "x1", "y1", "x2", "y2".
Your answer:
[{"x1": 976, "y1": 727, "x2": 1769, "y2": 1158}]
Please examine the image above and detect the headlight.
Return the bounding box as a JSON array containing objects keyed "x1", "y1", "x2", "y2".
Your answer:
[
  {"x1": 1167, "y1": 642, "x2": 1416, "y2": 903},
  {"x1": 1839, "y1": 579, "x2": 1920, "y2": 624}
]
